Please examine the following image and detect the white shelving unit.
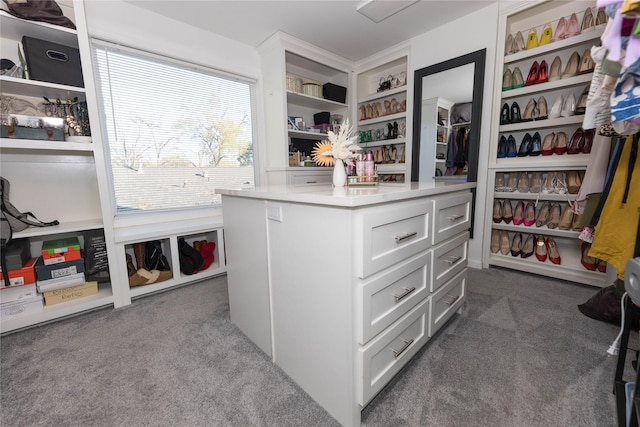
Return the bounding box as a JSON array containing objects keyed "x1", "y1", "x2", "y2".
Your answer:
[
  {"x1": 484, "y1": 0, "x2": 609, "y2": 287},
  {"x1": 419, "y1": 97, "x2": 453, "y2": 180},
  {"x1": 355, "y1": 50, "x2": 410, "y2": 183},
  {"x1": 0, "y1": 3, "x2": 116, "y2": 333}
]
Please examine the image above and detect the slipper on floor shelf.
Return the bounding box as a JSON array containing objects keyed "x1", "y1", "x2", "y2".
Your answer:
[{"x1": 129, "y1": 268, "x2": 172, "y2": 286}]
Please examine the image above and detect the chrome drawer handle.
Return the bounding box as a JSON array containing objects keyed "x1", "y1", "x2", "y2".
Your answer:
[
  {"x1": 448, "y1": 214, "x2": 464, "y2": 222},
  {"x1": 444, "y1": 294, "x2": 460, "y2": 306},
  {"x1": 443, "y1": 256, "x2": 461, "y2": 265},
  {"x1": 395, "y1": 231, "x2": 417, "y2": 243},
  {"x1": 393, "y1": 286, "x2": 416, "y2": 303},
  {"x1": 391, "y1": 338, "x2": 414, "y2": 358}
]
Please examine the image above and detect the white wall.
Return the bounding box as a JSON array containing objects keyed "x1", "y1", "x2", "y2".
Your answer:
[{"x1": 410, "y1": 3, "x2": 500, "y2": 269}]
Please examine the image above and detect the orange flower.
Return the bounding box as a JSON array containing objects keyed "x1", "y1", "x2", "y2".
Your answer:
[{"x1": 312, "y1": 141, "x2": 335, "y2": 166}]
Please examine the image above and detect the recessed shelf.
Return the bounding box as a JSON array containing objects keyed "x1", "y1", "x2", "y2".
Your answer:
[
  {"x1": 0, "y1": 75, "x2": 86, "y2": 99},
  {"x1": 358, "y1": 85, "x2": 407, "y2": 104},
  {"x1": 0, "y1": 138, "x2": 94, "y2": 152},
  {"x1": 358, "y1": 112, "x2": 406, "y2": 126},
  {"x1": 504, "y1": 28, "x2": 605, "y2": 65},
  {"x1": 500, "y1": 73, "x2": 592, "y2": 100},
  {"x1": 499, "y1": 115, "x2": 585, "y2": 132}
]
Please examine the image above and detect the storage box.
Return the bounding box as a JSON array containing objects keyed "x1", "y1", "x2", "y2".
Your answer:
[
  {"x1": 37, "y1": 272, "x2": 85, "y2": 293},
  {"x1": 0, "y1": 125, "x2": 65, "y2": 141},
  {"x1": 42, "y1": 249, "x2": 81, "y2": 266},
  {"x1": 0, "y1": 291, "x2": 43, "y2": 319},
  {"x1": 323, "y1": 83, "x2": 347, "y2": 103},
  {"x1": 313, "y1": 112, "x2": 330, "y2": 126},
  {"x1": 41, "y1": 237, "x2": 81, "y2": 256},
  {"x1": 0, "y1": 282, "x2": 37, "y2": 304},
  {"x1": 302, "y1": 82, "x2": 321, "y2": 98},
  {"x1": 5, "y1": 257, "x2": 38, "y2": 287},
  {"x1": 22, "y1": 36, "x2": 84, "y2": 88},
  {"x1": 35, "y1": 257, "x2": 84, "y2": 281},
  {"x1": 43, "y1": 281, "x2": 98, "y2": 306},
  {"x1": 2, "y1": 238, "x2": 31, "y2": 271}
]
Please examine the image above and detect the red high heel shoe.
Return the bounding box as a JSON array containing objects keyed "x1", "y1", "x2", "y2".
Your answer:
[
  {"x1": 567, "y1": 128, "x2": 584, "y2": 154},
  {"x1": 535, "y1": 235, "x2": 547, "y2": 262},
  {"x1": 581, "y1": 242, "x2": 597, "y2": 271},
  {"x1": 525, "y1": 61, "x2": 540, "y2": 86},
  {"x1": 545, "y1": 237, "x2": 561, "y2": 264},
  {"x1": 581, "y1": 128, "x2": 594, "y2": 153},
  {"x1": 537, "y1": 60, "x2": 549, "y2": 84}
]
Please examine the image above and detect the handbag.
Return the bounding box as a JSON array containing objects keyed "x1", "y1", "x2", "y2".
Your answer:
[{"x1": 1, "y1": 176, "x2": 59, "y2": 286}]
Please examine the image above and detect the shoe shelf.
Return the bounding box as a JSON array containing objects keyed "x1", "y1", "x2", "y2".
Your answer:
[
  {"x1": 500, "y1": 73, "x2": 593, "y2": 100},
  {"x1": 358, "y1": 111, "x2": 406, "y2": 127},
  {"x1": 492, "y1": 222, "x2": 579, "y2": 239},
  {"x1": 376, "y1": 163, "x2": 406, "y2": 173},
  {"x1": 494, "y1": 191, "x2": 577, "y2": 202},
  {"x1": 504, "y1": 28, "x2": 605, "y2": 65},
  {"x1": 357, "y1": 85, "x2": 407, "y2": 104},
  {"x1": 1, "y1": 138, "x2": 94, "y2": 151},
  {"x1": 286, "y1": 90, "x2": 347, "y2": 111},
  {"x1": 493, "y1": 153, "x2": 590, "y2": 170},
  {"x1": 10, "y1": 219, "x2": 104, "y2": 240},
  {"x1": 359, "y1": 136, "x2": 406, "y2": 149},
  {"x1": 499, "y1": 115, "x2": 585, "y2": 132}
]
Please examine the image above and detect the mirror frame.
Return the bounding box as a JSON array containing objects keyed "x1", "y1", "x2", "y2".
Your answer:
[{"x1": 410, "y1": 48, "x2": 486, "y2": 184}]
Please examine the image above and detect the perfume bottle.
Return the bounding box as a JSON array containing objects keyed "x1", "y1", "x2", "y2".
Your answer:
[{"x1": 364, "y1": 151, "x2": 375, "y2": 182}]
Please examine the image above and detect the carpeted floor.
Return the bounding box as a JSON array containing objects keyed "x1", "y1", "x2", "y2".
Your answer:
[{"x1": 0, "y1": 267, "x2": 631, "y2": 426}]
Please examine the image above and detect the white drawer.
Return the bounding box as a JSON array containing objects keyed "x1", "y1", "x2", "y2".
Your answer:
[
  {"x1": 288, "y1": 171, "x2": 331, "y2": 185},
  {"x1": 355, "y1": 199, "x2": 433, "y2": 278},
  {"x1": 430, "y1": 269, "x2": 466, "y2": 337},
  {"x1": 357, "y1": 297, "x2": 430, "y2": 406},
  {"x1": 357, "y1": 251, "x2": 432, "y2": 345},
  {"x1": 431, "y1": 231, "x2": 468, "y2": 293},
  {"x1": 433, "y1": 192, "x2": 472, "y2": 245}
]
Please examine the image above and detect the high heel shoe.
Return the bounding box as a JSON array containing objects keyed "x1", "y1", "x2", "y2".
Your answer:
[
  {"x1": 511, "y1": 232, "x2": 523, "y2": 257},
  {"x1": 535, "y1": 201, "x2": 551, "y2": 227},
  {"x1": 553, "y1": 16, "x2": 568, "y2": 41},
  {"x1": 536, "y1": 96, "x2": 548, "y2": 120},
  {"x1": 548, "y1": 56, "x2": 562, "y2": 82},
  {"x1": 541, "y1": 132, "x2": 556, "y2": 156},
  {"x1": 490, "y1": 229, "x2": 500, "y2": 253},
  {"x1": 517, "y1": 133, "x2": 532, "y2": 157},
  {"x1": 500, "y1": 230, "x2": 511, "y2": 256},
  {"x1": 566, "y1": 13, "x2": 580, "y2": 38},
  {"x1": 529, "y1": 172, "x2": 543, "y2": 193},
  {"x1": 503, "y1": 199, "x2": 513, "y2": 224},
  {"x1": 506, "y1": 134, "x2": 518, "y2": 157},
  {"x1": 513, "y1": 200, "x2": 525, "y2": 225},
  {"x1": 529, "y1": 131, "x2": 542, "y2": 156},
  {"x1": 595, "y1": 7, "x2": 608, "y2": 28},
  {"x1": 500, "y1": 103, "x2": 511, "y2": 125},
  {"x1": 560, "y1": 92, "x2": 576, "y2": 117},
  {"x1": 522, "y1": 98, "x2": 537, "y2": 121},
  {"x1": 506, "y1": 172, "x2": 518, "y2": 192},
  {"x1": 495, "y1": 172, "x2": 506, "y2": 191},
  {"x1": 553, "y1": 132, "x2": 568, "y2": 155},
  {"x1": 566, "y1": 170, "x2": 582, "y2": 194},
  {"x1": 554, "y1": 171, "x2": 568, "y2": 195},
  {"x1": 520, "y1": 234, "x2": 534, "y2": 258},
  {"x1": 575, "y1": 85, "x2": 589, "y2": 115},
  {"x1": 562, "y1": 51, "x2": 580, "y2": 78},
  {"x1": 581, "y1": 241, "x2": 597, "y2": 270},
  {"x1": 537, "y1": 60, "x2": 549, "y2": 84},
  {"x1": 567, "y1": 128, "x2": 583, "y2": 154},
  {"x1": 535, "y1": 235, "x2": 547, "y2": 262},
  {"x1": 493, "y1": 199, "x2": 503, "y2": 223},
  {"x1": 542, "y1": 171, "x2": 557, "y2": 194},
  {"x1": 581, "y1": 7, "x2": 595, "y2": 32},
  {"x1": 596, "y1": 259, "x2": 607, "y2": 273},
  {"x1": 517, "y1": 171, "x2": 530, "y2": 193},
  {"x1": 514, "y1": 31, "x2": 526, "y2": 51},
  {"x1": 502, "y1": 68, "x2": 513, "y2": 91},
  {"x1": 511, "y1": 101, "x2": 522, "y2": 123},
  {"x1": 572, "y1": 213, "x2": 583, "y2": 231},
  {"x1": 526, "y1": 28, "x2": 539, "y2": 50},
  {"x1": 505, "y1": 33, "x2": 515, "y2": 55},
  {"x1": 558, "y1": 204, "x2": 574, "y2": 230},
  {"x1": 525, "y1": 61, "x2": 540, "y2": 86},
  {"x1": 547, "y1": 203, "x2": 562, "y2": 229},
  {"x1": 578, "y1": 48, "x2": 595, "y2": 74},
  {"x1": 581, "y1": 128, "x2": 594, "y2": 153},
  {"x1": 512, "y1": 67, "x2": 525, "y2": 89},
  {"x1": 497, "y1": 135, "x2": 508, "y2": 158},
  {"x1": 546, "y1": 237, "x2": 561, "y2": 264},
  {"x1": 523, "y1": 201, "x2": 536, "y2": 227},
  {"x1": 549, "y1": 94, "x2": 563, "y2": 119},
  {"x1": 539, "y1": 24, "x2": 553, "y2": 45}
]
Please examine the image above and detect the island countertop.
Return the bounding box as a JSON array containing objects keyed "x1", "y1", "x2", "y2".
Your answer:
[{"x1": 216, "y1": 181, "x2": 476, "y2": 208}]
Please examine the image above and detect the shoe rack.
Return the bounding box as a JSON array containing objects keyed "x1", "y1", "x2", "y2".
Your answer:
[
  {"x1": 484, "y1": 0, "x2": 608, "y2": 287},
  {"x1": 259, "y1": 32, "x2": 350, "y2": 186},
  {"x1": 355, "y1": 46, "x2": 410, "y2": 183}
]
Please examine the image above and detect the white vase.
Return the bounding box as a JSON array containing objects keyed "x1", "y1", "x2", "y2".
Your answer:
[{"x1": 332, "y1": 158, "x2": 347, "y2": 187}]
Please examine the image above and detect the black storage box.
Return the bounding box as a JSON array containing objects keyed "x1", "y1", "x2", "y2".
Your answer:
[
  {"x1": 313, "y1": 111, "x2": 330, "y2": 126},
  {"x1": 35, "y1": 257, "x2": 85, "y2": 281},
  {"x1": 2, "y1": 239, "x2": 31, "y2": 271},
  {"x1": 22, "y1": 36, "x2": 84, "y2": 88},
  {"x1": 323, "y1": 83, "x2": 346, "y2": 103}
]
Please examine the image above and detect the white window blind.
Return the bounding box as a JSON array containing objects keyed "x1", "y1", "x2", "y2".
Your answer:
[{"x1": 92, "y1": 41, "x2": 255, "y2": 213}]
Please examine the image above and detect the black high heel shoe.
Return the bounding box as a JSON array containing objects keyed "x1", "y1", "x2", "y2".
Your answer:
[
  {"x1": 510, "y1": 102, "x2": 522, "y2": 123},
  {"x1": 497, "y1": 135, "x2": 507, "y2": 158},
  {"x1": 517, "y1": 133, "x2": 532, "y2": 157},
  {"x1": 529, "y1": 131, "x2": 542, "y2": 156},
  {"x1": 506, "y1": 135, "x2": 518, "y2": 158},
  {"x1": 500, "y1": 103, "x2": 510, "y2": 125}
]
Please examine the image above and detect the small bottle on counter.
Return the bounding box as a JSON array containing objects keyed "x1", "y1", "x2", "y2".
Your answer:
[
  {"x1": 355, "y1": 153, "x2": 365, "y2": 182},
  {"x1": 364, "y1": 151, "x2": 375, "y2": 182},
  {"x1": 304, "y1": 156, "x2": 314, "y2": 167}
]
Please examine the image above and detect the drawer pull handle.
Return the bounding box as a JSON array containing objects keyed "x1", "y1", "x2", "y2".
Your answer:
[
  {"x1": 393, "y1": 286, "x2": 416, "y2": 303},
  {"x1": 444, "y1": 295, "x2": 460, "y2": 306},
  {"x1": 443, "y1": 256, "x2": 461, "y2": 265},
  {"x1": 391, "y1": 338, "x2": 414, "y2": 358},
  {"x1": 448, "y1": 214, "x2": 464, "y2": 222},
  {"x1": 395, "y1": 231, "x2": 418, "y2": 243}
]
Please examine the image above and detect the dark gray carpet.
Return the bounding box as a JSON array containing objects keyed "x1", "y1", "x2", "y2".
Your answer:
[{"x1": 0, "y1": 267, "x2": 629, "y2": 426}]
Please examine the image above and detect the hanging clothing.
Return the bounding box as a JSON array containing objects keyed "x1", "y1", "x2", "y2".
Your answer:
[
  {"x1": 575, "y1": 132, "x2": 614, "y2": 214},
  {"x1": 589, "y1": 134, "x2": 640, "y2": 280}
]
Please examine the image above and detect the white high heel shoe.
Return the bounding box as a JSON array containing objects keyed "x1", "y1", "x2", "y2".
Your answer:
[
  {"x1": 560, "y1": 93, "x2": 576, "y2": 117},
  {"x1": 549, "y1": 95, "x2": 564, "y2": 119}
]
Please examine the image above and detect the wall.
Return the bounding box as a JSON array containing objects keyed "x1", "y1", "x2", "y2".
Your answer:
[{"x1": 410, "y1": 3, "x2": 500, "y2": 269}]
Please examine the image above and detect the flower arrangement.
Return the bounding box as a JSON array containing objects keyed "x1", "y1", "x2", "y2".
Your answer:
[{"x1": 311, "y1": 118, "x2": 361, "y2": 166}]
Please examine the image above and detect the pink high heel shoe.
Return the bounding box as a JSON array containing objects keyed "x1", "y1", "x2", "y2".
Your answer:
[
  {"x1": 566, "y1": 13, "x2": 580, "y2": 38},
  {"x1": 553, "y1": 16, "x2": 567, "y2": 41}
]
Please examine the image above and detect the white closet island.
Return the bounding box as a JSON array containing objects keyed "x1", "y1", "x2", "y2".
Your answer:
[{"x1": 217, "y1": 181, "x2": 474, "y2": 426}]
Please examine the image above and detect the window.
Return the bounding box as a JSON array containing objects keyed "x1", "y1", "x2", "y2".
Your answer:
[{"x1": 92, "y1": 41, "x2": 256, "y2": 213}]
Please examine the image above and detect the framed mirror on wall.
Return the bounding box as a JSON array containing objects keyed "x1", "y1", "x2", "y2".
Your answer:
[{"x1": 411, "y1": 49, "x2": 486, "y2": 236}]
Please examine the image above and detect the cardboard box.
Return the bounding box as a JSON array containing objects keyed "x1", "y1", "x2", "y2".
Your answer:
[
  {"x1": 43, "y1": 281, "x2": 98, "y2": 306},
  {"x1": 42, "y1": 249, "x2": 81, "y2": 266},
  {"x1": 5, "y1": 257, "x2": 38, "y2": 286},
  {"x1": 41, "y1": 237, "x2": 81, "y2": 256},
  {"x1": 1, "y1": 239, "x2": 31, "y2": 271},
  {"x1": 0, "y1": 282, "x2": 37, "y2": 304},
  {"x1": 0, "y1": 291, "x2": 43, "y2": 319},
  {"x1": 35, "y1": 257, "x2": 84, "y2": 281}
]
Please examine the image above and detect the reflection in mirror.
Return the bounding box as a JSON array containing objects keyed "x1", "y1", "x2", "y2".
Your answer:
[
  {"x1": 410, "y1": 49, "x2": 486, "y2": 238},
  {"x1": 410, "y1": 49, "x2": 486, "y2": 184}
]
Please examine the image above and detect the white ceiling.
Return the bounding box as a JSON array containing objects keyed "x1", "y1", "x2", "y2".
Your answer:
[{"x1": 124, "y1": 0, "x2": 496, "y2": 61}]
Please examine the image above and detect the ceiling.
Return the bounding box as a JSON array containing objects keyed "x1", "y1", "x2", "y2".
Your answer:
[{"x1": 124, "y1": 0, "x2": 496, "y2": 61}]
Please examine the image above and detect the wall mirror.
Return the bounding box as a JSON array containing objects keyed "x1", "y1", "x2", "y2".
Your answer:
[{"x1": 410, "y1": 49, "x2": 486, "y2": 237}]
